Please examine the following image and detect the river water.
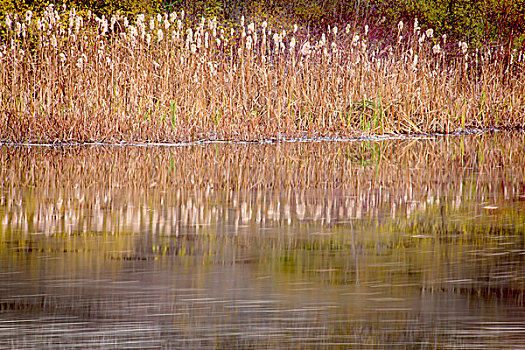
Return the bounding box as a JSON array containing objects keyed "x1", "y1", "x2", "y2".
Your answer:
[{"x1": 1, "y1": 133, "x2": 525, "y2": 349}]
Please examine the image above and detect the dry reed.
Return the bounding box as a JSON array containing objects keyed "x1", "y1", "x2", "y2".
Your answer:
[{"x1": 1, "y1": 5, "x2": 524, "y2": 143}]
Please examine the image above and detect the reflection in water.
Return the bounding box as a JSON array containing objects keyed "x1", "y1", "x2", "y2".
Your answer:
[{"x1": 1, "y1": 133, "x2": 525, "y2": 348}]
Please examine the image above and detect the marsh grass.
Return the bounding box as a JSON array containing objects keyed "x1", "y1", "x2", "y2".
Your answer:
[{"x1": 1, "y1": 6, "x2": 524, "y2": 143}]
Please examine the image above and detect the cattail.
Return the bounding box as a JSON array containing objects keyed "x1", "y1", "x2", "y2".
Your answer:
[
  {"x1": 333, "y1": 26, "x2": 338, "y2": 37},
  {"x1": 411, "y1": 54, "x2": 418, "y2": 69},
  {"x1": 240, "y1": 15, "x2": 244, "y2": 27},
  {"x1": 432, "y1": 44, "x2": 441, "y2": 55},
  {"x1": 442, "y1": 34, "x2": 447, "y2": 44},
  {"x1": 418, "y1": 34, "x2": 426, "y2": 46},
  {"x1": 100, "y1": 16, "x2": 108, "y2": 36},
  {"x1": 76, "y1": 57, "x2": 83, "y2": 69},
  {"x1": 181, "y1": 10, "x2": 185, "y2": 20},
  {"x1": 190, "y1": 43, "x2": 197, "y2": 54},
  {"x1": 289, "y1": 36, "x2": 296, "y2": 50},
  {"x1": 300, "y1": 41, "x2": 310, "y2": 56},
  {"x1": 157, "y1": 29, "x2": 163, "y2": 42},
  {"x1": 50, "y1": 34, "x2": 57, "y2": 48},
  {"x1": 413, "y1": 18, "x2": 420, "y2": 34},
  {"x1": 164, "y1": 16, "x2": 170, "y2": 30},
  {"x1": 25, "y1": 10, "x2": 32, "y2": 24},
  {"x1": 196, "y1": 34, "x2": 202, "y2": 49},
  {"x1": 364, "y1": 25, "x2": 368, "y2": 36},
  {"x1": 149, "y1": 17, "x2": 155, "y2": 31},
  {"x1": 157, "y1": 14, "x2": 162, "y2": 25},
  {"x1": 273, "y1": 33, "x2": 280, "y2": 52},
  {"x1": 246, "y1": 35, "x2": 252, "y2": 50},
  {"x1": 345, "y1": 24, "x2": 351, "y2": 34},
  {"x1": 293, "y1": 24, "x2": 298, "y2": 34},
  {"x1": 75, "y1": 16, "x2": 82, "y2": 35},
  {"x1": 111, "y1": 15, "x2": 117, "y2": 32},
  {"x1": 177, "y1": 19, "x2": 182, "y2": 31},
  {"x1": 352, "y1": 33, "x2": 359, "y2": 46},
  {"x1": 169, "y1": 12, "x2": 177, "y2": 22},
  {"x1": 459, "y1": 41, "x2": 468, "y2": 54},
  {"x1": 425, "y1": 28, "x2": 433, "y2": 38},
  {"x1": 247, "y1": 22, "x2": 255, "y2": 34},
  {"x1": 59, "y1": 52, "x2": 66, "y2": 63},
  {"x1": 261, "y1": 21, "x2": 267, "y2": 29},
  {"x1": 128, "y1": 25, "x2": 138, "y2": 38},
  {"x1": 146, "y1": 33, "x2": 151, "y2": 45},
  {"x1": 15, "y1": 21, "x2": 21, "y2": 36},
  {"x1": 397, "y1": 21, "x2": 403, "y2": 32}
]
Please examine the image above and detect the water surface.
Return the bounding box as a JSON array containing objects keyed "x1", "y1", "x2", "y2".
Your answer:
[{"x1": 1, "y1": 133, "x2": 525, "y2": 349}]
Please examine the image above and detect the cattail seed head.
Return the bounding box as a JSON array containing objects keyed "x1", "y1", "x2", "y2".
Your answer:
[
  {"x1": 352, "y1": 33, "x2": 359, "y2": 46},
  {"x1": 413, "y1": 18, "x2": 419, "y2": 34},
  {"x1": 15, "y1": 21, "x2": 21, "y2": 36},
  {"x1": 25, "y1": 10, "x2": 32, "y2": 24},
  {"x1": 432, "y1": 44, "x2": 441, "y2": 54},
  {"x1": 50, "y1": 34, "x2": 57, "y2": 48},
  {"x1": 418, "y1": 34, "x2": 426, "y2": 46},
  {"x1": 460, "y1": 41, "x2": 468, "y2": 54},
  {"x1": 300, "y1": 41, "x2": 311, "y2": 56},
  {"x1": 293, "y1": 24, "x2": 298, "y2": 33},
  {"x1": 157, "y1": 29, "x2": 163, "y2": 42},
  {"x1": 75, "y1": 16, "x2": 82, "y2": 35},
  {"x1": 425, "y1": 28, "x2": 433, "y2": 38},
  {"x1": 149, "y1": 18, "x2": 155, "y2": 31},
  {"x1": 397, "y1": 21, "x2": 403, "y2": 32},
  {"x1": 411, "y1": 54, "x2": 418, "y2": 69}
]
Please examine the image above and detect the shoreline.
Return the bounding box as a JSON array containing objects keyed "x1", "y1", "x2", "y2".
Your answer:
[{"x1": 0, "y1": 128, "x2": 510, "y2": 148}]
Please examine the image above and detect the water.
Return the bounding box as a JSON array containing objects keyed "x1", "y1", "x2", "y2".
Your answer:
[{"x1": 1, "y1": 133, "x2": 525, "y2": 349}]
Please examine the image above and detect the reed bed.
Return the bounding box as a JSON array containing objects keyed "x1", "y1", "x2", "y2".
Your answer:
[{"x1": 1, "y1": 5, "x2": 524, "y2": 142}]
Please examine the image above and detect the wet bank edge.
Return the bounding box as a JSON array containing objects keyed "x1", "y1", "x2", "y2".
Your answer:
[{"x1": 0, "y1": 128, "x2": 507, "y2": 147}]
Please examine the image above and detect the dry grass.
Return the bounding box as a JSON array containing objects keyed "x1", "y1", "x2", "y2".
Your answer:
[{"x1": 1, "y1": 5, "x2": 524, "y2": 143}]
